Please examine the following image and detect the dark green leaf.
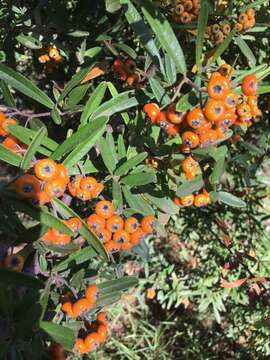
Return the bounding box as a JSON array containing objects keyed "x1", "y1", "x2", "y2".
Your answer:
[
  {"x1": 115, "y1": 152, "x2": 148, "y2": 176},
  {"x1": 122, "y1": 186, "x2": 154, "y2": 215},
  {"x1": 216, "y1": 191, "x2": 246, "y2": 208},
  {"x1": 176, "y1": 176, "x2": 204, "y2": 197},
  {"x1": 235, "y1": 36, "x2": 256, "y2": 67},
  {"x1": 80, "y1": 81, "x2": 107, "y2": 124},
  {"x1": 16, "y1": 34, "x2": 42, "y2": 49},
  {"x1": 112, "y1": 180, "x2": 123, "y2": 209},
  {"x1": 164, "y1": 54, "x2": 177, "y2": 85},
  {"x1": 65, "y1": 84, "x2": 90, "y2": 109},
  {"x1": 0, "y1": 144, "x2": 22, "y2": 166},
  {"x1": 20, "y1": 127, "x2": 47, "y2": 170},
  {"x1": 121, "y1": 172, "x2": 156, "y2": 186},
  {"x1": 195, "y1": 0, "x2": 209, "y2": 69},
  {"x1": 0, "y1": 269, "x2": 43, "y2": 289},
  {"x1": 98, "y1": 276, "x2": 138, "y2": 294},
  {"x1": 0, "y1": 64, "x2": 54, "y2": 109},
  {"x1": 40, "y1": 322, "x2": 75, "y2": 351},
  {"x1": 52, "y1": 246, "x2": 96, "y2": 272},
  {"x1": 106, "y1": 0, "x2": 121, "y2": 12},
  {"x1": 0, "y1": 80, "x2": 16, "y2": 107},
  {"x1": 149, "y1": 78, "x2": 170, "y2": 105}
]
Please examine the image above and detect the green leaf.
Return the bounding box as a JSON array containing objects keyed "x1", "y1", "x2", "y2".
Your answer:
[
  {"x1": 91, "y1": 91, "x2": 138, "y2": 119},
  {"x1": 8, "y1": 124, "x2": 58, "y2": 152},
  {"x1": 144, "y1": 192, "x2": 179, "y2": 215},
  {"x1": 52, "y1": 198, "x2": 109, "y2": 261},
  {"x1": 176, "y1": 91, "x2": 198, "y2": 112},
  {"x1": 80, "y1": 81, "x2": 107, "y2": 124},
  {"x1": 120, "y1": 0, "x2": 163, "y2": 71},
  {"x1": 209, "y1": 29, "x2": 236, "y2": 64},
  {"x1": 235, "y1": 36, "x2": 256, "y2": 67},
  {"x1": 106, "y1": 0, "x2": 121, "y2": 12},
  {"x1": 164, "y1": 54, "x2": 177, "y2": 85},
  {"x1": 107, "y1": 82, "x2": 131, "y2": 124},
  {"x1": 112, "y1": 180, "x2": 123, "y2": 209},
  {"x1": 20, "y1": 127, "x2": 47, "y2": 170},
  {"x1": 58, "y1": 64, "x2": 95, "y2": 103},
  {"x1": 215, "y1": 191, "x2": 246, "y2": 208},
  {"x1": 52, "y1": 246, "x2": 96, "y2": 272},
  {"x1": 115, "y1": 152, "x2": 148, "y2": 176},
  {"x1": 16, "y1": 34, "x2": 42, "y2": 49},
  {"x1": 50, "y1": 107, "x2": 62, "y2": 125},
  {"x1": 99, "y1": 136, "x2": 117, "y2": 174},
  {"x1": 176, "y1": 176, "x2": 204, "y2": 197},
  {"x1": 140, "y1": 0, "x2": 187, "y2": 74},
  {"x1": 98, "y1": 276, "x2": 138, "y2": 294},
  {"x1": 195, "y1": 0, "x2": 209, "y2": 69},
  {"x1": 0, "y1": 144, "x2": 22, "y2": 166},
  {"x1": 0, "y1": 64, "x2": 54, "y2": 109},
  {"x1": 121, "y1": 172, "x2": 156, "y2": 186},
  {"x1": 0, "y1": 80, "x2": 16, "y2": 107},
  {"x1": 65, "y1": 83, "x2": 90, "y2": 109},
  {"x1": 149, "y1": 78, "x2": 170, "y2": 105},
  {"x1": 40, "y1": 322, "x2": 75, "y2": 351},
  {"x1": 51, "y1": 117, "x2": 108, "y2": 160},
  {"x1": 114, "y1": 43, "x2": 137, "y2": 59},
  {"x1": 210, "y1": 157, "x2": 226, "y2": 184},
  {"x1": 122, "y1": 186, "x2": 154, "y2": 215},
  {"x1": 63, "y1": 122, "x2": 106, "y2": 169},
  {"x1": 117, "y1": 134, "x2": 126, "y2": 159},
  {"x1": 209, "y1": 145, "x2": 228, "y2": 162},
  {"x1": 0, "y1": 269, "x2": 43, "y2": 289},
  {"x1": 3, "y1": 195, "x2": 73, "y2": 236}
]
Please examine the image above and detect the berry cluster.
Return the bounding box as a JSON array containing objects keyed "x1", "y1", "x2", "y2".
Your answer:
[
  {"x1": 236, "y1": 9, "x2": 255, "y2": 32},
  {"x1": 62, "y1": 284, "x2": 98, "y2": 318},
  {"x1": 174, "y1": 189, "x2": 210, "y2": 207},
  {"x1": 68, "y1": 175, "x2": 104, "y2": 201},
  {"x1": 87, "y1": 200, "x2": 155, "y2": 253},
  {"x1": 0, "y1": 113, "x2": 26, "y2": 153},
  {"x1": 206, "y1": 23, "x2": 231, "y2": 45},
  {"x1": 172, "y1": 0, "x2": 200, "y2": 24},
  {"x1": 43, "y1": 217, "x2": 82, "y2": 246},
  {"x1": 74, "y1": 312, "x2": 108, "y2": 354},
  {"x1": 13, "y1": 159, "x2": 69, "y2": 205},
  {"x1": 181, "y1": 155, "x2": 199, "y2": 180},
  {"x1": 113, "y1": 58, "x2": 142, "y2": 89},
  {"x1": 38, "y1": 46, "x2": 63, "y2": 64}
]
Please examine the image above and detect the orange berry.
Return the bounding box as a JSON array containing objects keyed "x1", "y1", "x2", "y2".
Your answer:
[
  {"x1": 166, "y1": 104, "x2": 184, "y2": 124},
  {"x1": 68, "y1": 176, "x2": 82, "y2": 197},
  {"x1": 14, "y1": 174, "x2": 40, "y2": 198},
  {"x1": 182, "y1": 156, "x2": 198, "y2": 173},
  {"x1": 194, "y1": 192, "x2": 210, "y2": 207},
  {"x1": 236, "y1": 103, "x2": 251, "y2": 117},
  {"x1": 224, "y1": 92, "x2": 239, "y2": 110},
  {"x1": 165, "y1": 123, "x2": 180, "y2": 136},
  {"x1": 57, "y1": 164, "x2": 69, "y2": 184},
  {"x1": 104, "y1": 240, "x2": 121, "y2": 253},
  {"x1": 44, "y1": 178, "x2": 66, "y2": 198},
  {"x1": 182, "y1": 131, "x2": 200, "y2": 148},
  {"x1": 238, "y1": 13, "x2": 248, "y2": 24},
  {"x1": 113, "y1": 59, "x2": 127, "y2": 81},
  {"x1": 74, "y1": 338, "x2": 88, "y2": 354},
  {"x1": 38, "y1": 54, "x2": 50, "y2": 63},
  {"x1": 121, "y1": 240, "x2": 133, "y2": 251},
  {"x1": 216, "y1": 111, "x2": 236, "y2": 128},
  {"x1": 250, "y1": 105, "x2": 261, "y2": 117},
  {"x1": 1, "y1": 117, "x2": 17, "y2": 134},
  {"x1": 113, "y1": 230, "x2": 130, "y2": 245},
  {"x1": 80, "y1": 177, "x2": 98, "y2": 192},
  {"x1": 235, "y1": 23, "x2": 243, "y2": 32},
  {"x1": 180, "y1": 194, "x2": 194, "y2": 207},
  {"x1": 207, "y1": 74, "x2": 230, "y2": 100},
  {"x1": 204, "y1": 100, "x2": 225, "y2": 122},
  {"x1": 97, "y1": 324, "x2": 107, "y2": 343},
  {"x1": 49, "y1": 48, "x2": 60, "y2": 59},
  {"x1": 247, "y1": 95, "x2": 258, "y2": 108},
  {"x1": 143, "y1": 103, "x2": 160, "y2": 124},
  {"x1": 127, "y1": 74, "x2": 139, "y2": 86},
  {"x1": 95, "y1": 200, "x2": 115, "y2": 219},
  {"x1": 2, "y1": 136, "x2": 19, "y2": 152},
  {"x1": 125, "y1": 59, "x2": 137, "y2": 74},
  {"x1": 3, "y1": 254, "x2": 24, "y2": 272},
  {"x1": 72, "y1": 298, "x2": 91, "y2": 317},
  {"x1": 87, "y1": 214, "x2": 106, "y2": 231},
  {"x1": 130, "y1": 228, "x2": 146, "y2": 245},
  {"x1": 194, "y1": 121, "x2": 212, "y2": 135},
  {"x1": 76, "y1": 188, "x2": 93, "y2": 201},
  {"x1": 180, "y1": 12, "x2": 191, "y2": 24},
  {"x1": 247, "y1": 8, "x2": 255, "y2": 19},
  {"x1": 84, "y1": 332, "x2": 100, "y2": 353},
  {"x1": 174, "y1": 196, "x2": 182, "y2": 206},
  {"x1": 242, "y1": 74, "x2": 257, "y2": 96},
  {"x1": 34, "y1": 159, "x2": 59, "y2": 181},
  {"x1": 141, "y1": 215, "x2": 155, "y2": 234},
  {"x1": 97, "y1": 311, "x2": 108, "y2": 325},
  {"x1": 33, "y1": 190, "x2": 52, "y2": 206},
  {"x1": 62, "y1": 302, "x2": 74, "y2": 317},
  {"x1": 65, "y1": 218, "x2": 82, "y2": 233},
  {"x1": 90, "y1": 182, "x2": 104, "y2": 198},
  {"x1": 52, "y1": 230, "x2": 71, "y2": 246},
  {"x1": 106, "y1": 215, "x2": 124, "y2": 233},
  {"x1": 124, "y1": 217, "x2": 140, "y2": 234},
  {"x1": 85, "y1": 284, "x2": 99, "y2": 303},
  {"x1": 187, "y1": 108, "x2": 206, "y2": 129},
  {"x1": 199, "y1": 129, "x2": 217, "y2": 146},
  {"x1": 95, "y1": 228, "x2": 112, "y2": 243}
]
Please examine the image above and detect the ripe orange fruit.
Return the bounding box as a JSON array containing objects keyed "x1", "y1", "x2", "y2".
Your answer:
[
  {"x1": 72, "y1": 298, "x2": 91, "y2": 317},
  {"x1": 34, "y1": 159, "x2": 59, "y2": 181},
  {"x1": 207, "y1": 74, "x2": 230, "y2": 100},
  {"x1": 204, "y1": 100, "x2": 225, "y2": 122},
  {"x1": 14, "y1": 174, "x2": 40, "y2": 198},
  {"x1": 85, "y1": 284, "x2": 99, "y2": 303},
  {"x1": 241, "y1": 74, "x2": 257, "y2": 96},
  {"x1": 87, "y1": 214, "x2": 106, "y2": 231},
  {"x1": 182, "y1": 131, "x2": 200, "y2": 148},
  {"x1": 143, "y1": 103, "x2": 160, "y2": 124},
  {"x1": 187, "y1": 108, "x2": 206, "y2": 129},
  {"x1": 106, "y1": 215, "x2": 124, "y2": 233},
  {"x1": 95, "y1": 228, "x2": 112, "y2": 243},
  {"x1": 130, "y1": 228, "x2": 146, "y2": 245},
  {"x1": 180, "y1": 194, "x2": 194, "y2": 207},
  {"x1": 84, "y1": 332, "x2": 100, "y2": 352},
  {"x1": 95, "y1": 200, "x2": 115, "y2": 219},
  {"x1": 104, "y1": 240, "x2": 121, "y2": 253},
  {"x1": 124, "y1": 217, "x2": 140, "y2": 234},
  {"x1": 44, "y1": 178, "x2": 66, "y2": 198}
]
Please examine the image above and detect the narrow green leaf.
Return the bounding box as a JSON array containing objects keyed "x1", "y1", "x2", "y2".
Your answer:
[
  {"x1": 121, "y1": 172, "x2": 156, "y2": 186},
  {"x1": 91, "y1": 91, "x2": 138, "y2": 119},
  {"x1": 140, "y1": 0, "x2": 187, "y2": 74},
  {"x1": 16, "y1": 34, "x2": 42, "y2": 49},
  {"x1": 112, "y1": 180, "x2": 123, "y2": 209},
  {"x1": 235, "y1": 36, "x2": 256, "y2": 67},
  {"x1": 120, "y1": 0, "x2": 163, "y2": 71},
  {"x1": 40, "y1": 322, "x2": 75, "y2": 351},
  {"x1": 51, "y1": 116, "x2": 108, "y2": 160},
  {"x1": 0, "y1": 64, "x2": 54, "y2": 109},
  {"x1": 52, "y1": 246, "x2": 96, "y2": 272},
  {"x1": 63, "y1": 123, "x2": 106, "y2": 169},
  {"x1": 122, "y1": 186, "x2": 154, "y2": 215},
  {"x1": 0, "y1": 80, "x2": 16, "y2": 107},
  {"x1": 80, "y1": 81, "x2": 107, "y2": 124},
  {"x1": 98, "y1": 276, "x2": 138, "y2": 294},
  {"x1": 210, "y1": 157, "x2": 226, "y2": 184},
  {"x1": 0, "y1": 144, "x2": 22, "y2": 166},
  {"x1": 216, "y1": 191, "x2": 246, "y2": 208},
  {"x1": 117, "y1": 134, "x2": 126, "y2": 159},
  {"x1": 20, "y1": 127, "x2": 47, "y2": 170},
  {"x1": 115, "y1": 152, "x2": 147, "y2": 176},
  {"x1": 65, "y1": 83, "x2": 90, "y2": 109},
  {"x1": 114, "y1": 43, "x2": 137, "y2": 59},
  {"x1": 149, "y1": 78, "x2": 171, "y2": 105},
  {"x1": 0, "y1": 269, "x2": 43, "y2": 289},
  {"x1": 107, "y1": 82, "x2": 131, "y2": 124},
  {"x1": 52, "y1": 198, "x2": 109, "y2": 261},
  {"x1": 144, "y1": 192, "x2": 179, "y2": 215},
  {"x1": 164, "y1": 54, "x2": 177, "y2": 85},
  {"x1": 50, "y1": 107, "x2": 62, "y2": 125},
  {"x1": 195, "y1": 0, "x2": 209, "y2": 69}
]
